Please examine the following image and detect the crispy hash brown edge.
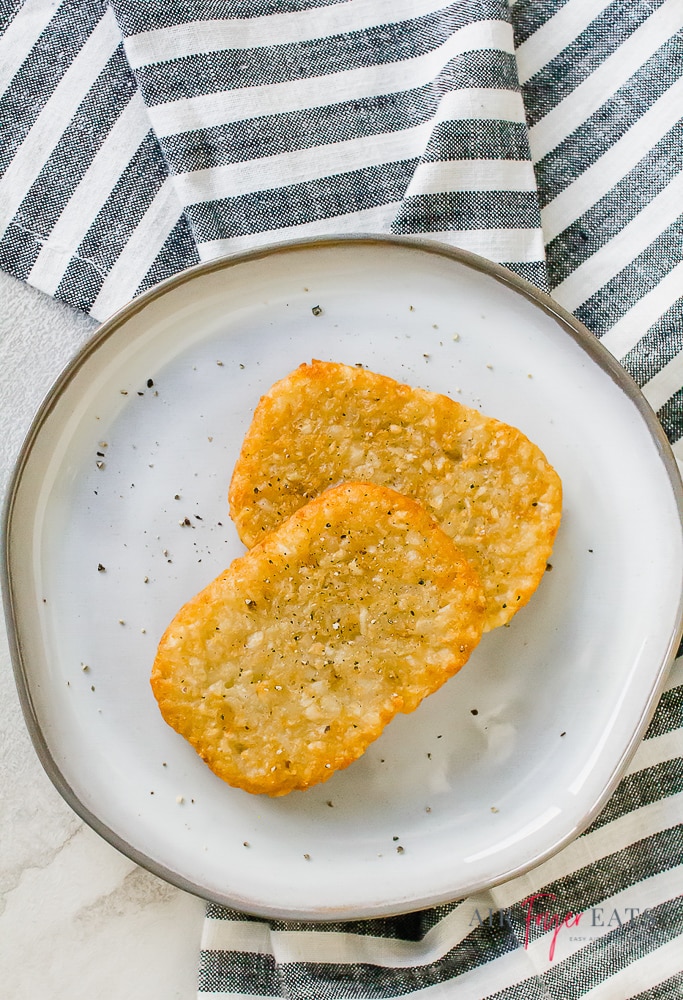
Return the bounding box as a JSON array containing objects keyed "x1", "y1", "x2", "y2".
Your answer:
[
  {"x1": 228, "y1": 360, "x2": 562, "y2": 631},
  {"x1": 151, "y1": 481, "x2": 486, "y2": 796}
]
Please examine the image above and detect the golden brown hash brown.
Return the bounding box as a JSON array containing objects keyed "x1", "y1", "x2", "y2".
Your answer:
[
  {"x1": 229, "y1": 361, "x2": 562, "y2": 631},
  {"x1": 151, "y1": 482, "x2": 486, "y2": 796}
]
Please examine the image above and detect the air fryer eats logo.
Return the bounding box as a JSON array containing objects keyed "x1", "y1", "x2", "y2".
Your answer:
[{"x1": 470, "y1": 893, "x2": 647, "y2": 962}]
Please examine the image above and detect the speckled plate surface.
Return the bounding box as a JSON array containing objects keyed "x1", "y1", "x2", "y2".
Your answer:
[{"x1": 3, "y1": 236, "x2": 682, "y2": 919}]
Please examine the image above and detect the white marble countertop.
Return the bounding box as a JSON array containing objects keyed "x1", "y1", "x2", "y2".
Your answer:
[{"x1": 0, "y1": 273, "x2": 205, "y2": 999}]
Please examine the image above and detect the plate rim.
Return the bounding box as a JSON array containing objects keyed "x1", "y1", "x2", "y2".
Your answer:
[{"x1": 3, "y1": 233, "x2": 683, "y2": 919}]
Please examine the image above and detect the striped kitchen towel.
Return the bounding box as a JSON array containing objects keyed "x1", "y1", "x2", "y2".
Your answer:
[{"x1": 1, "y1": 1, "x2": 682, "y2": 998}]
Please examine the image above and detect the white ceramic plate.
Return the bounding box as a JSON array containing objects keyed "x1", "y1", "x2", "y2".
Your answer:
[{"x1": 4, "y1": 236, "x2": 682, "y2": 920}]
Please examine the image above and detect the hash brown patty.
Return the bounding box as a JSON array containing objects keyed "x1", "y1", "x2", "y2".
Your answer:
[
  {"x1": 152, "y1": 482, "x2": 486, "y2": 795},
  {"x1": 229, "y1": 361, "x2": 562, "y2": 631}
]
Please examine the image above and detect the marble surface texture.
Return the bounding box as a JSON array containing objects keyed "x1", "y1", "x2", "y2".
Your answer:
[{"x1": 0, "y1": 272, "x2": 205, "y2": 999}]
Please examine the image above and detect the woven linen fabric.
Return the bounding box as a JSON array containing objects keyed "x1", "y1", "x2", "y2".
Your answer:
[{"x1": 1, "y1": 1, "x2": 682, "y2": 998}]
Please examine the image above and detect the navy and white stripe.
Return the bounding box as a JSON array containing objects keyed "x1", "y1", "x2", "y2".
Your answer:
[
  {"x1": 1, "y1": 1, "x2": 682, "y2": 996},
  {"x1": 0, "y1": 1, "x2": 199, "y2": 318},
  {"x1": 127, "y1": 0, "x2": 542, "y2": 275},
  {"x1": 1, "y1": 0, "x2": 544, "y2": 315},
  {"x1": 514, "y1": 0, "x2": 683, "y2": 458}
]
